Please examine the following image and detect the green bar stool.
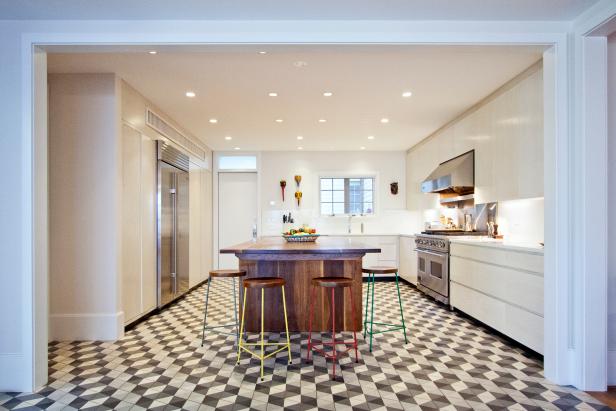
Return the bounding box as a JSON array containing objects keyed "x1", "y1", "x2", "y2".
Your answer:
[
  {"x1": 362, "y1": 266, "x2": 408, "y2": 352},
  {"x1": 201, "y1": 269, "x2": 246, "y2": 347}
]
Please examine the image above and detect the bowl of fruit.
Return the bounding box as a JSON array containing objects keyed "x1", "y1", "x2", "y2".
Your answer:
[{"x1": 282, "y1": 226, "x2": 319, "y2": 243}]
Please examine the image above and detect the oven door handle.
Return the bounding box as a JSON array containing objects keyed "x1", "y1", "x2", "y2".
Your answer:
[{"x1": 414, "y1": 249, "x2": 447, "y2": 257}]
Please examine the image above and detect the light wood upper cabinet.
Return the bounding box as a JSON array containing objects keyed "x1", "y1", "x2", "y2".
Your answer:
[{"x1": 406, "y1": 63, "x2": 543, "y2": 210}]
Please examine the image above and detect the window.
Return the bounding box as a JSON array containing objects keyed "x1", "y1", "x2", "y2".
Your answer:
[
  {"x1": 218, "y1": 155, "x2": 257, "y2": 170},
  {"x1": 320, "y1": 177, "x2": 374, "y2": 215}
]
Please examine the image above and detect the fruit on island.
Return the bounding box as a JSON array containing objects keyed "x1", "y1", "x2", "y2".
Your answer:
[{"x1": 283, "y1": 226, "x2": 317, "y2": 235}]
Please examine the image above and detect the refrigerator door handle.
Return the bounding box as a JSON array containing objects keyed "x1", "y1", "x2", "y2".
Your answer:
[{"x1": 172, "y1": 173, "x2": 178, "y2": 296}]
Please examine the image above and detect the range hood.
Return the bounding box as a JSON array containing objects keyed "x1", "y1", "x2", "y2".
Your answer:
[{"x1": 421, "y1": 150, "x2": 474, "y2": 194}]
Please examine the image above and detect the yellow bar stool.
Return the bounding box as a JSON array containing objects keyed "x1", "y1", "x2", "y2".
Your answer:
[{"x1": 236, "y1": 277, "x2": 292, "y2": 381}]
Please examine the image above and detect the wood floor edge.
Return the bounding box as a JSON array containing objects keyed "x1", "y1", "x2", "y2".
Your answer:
[{"x1": 586, "y1": 386, "x2": 616, "y2": 409}]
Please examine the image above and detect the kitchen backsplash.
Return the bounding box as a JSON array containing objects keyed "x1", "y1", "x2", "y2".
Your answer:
[
  {"x1": 262, "y1": 209, "x2": 417, "y2": 236},
  {"x1": 496, "y1": 197, "x2": 544, "y2": 244}
]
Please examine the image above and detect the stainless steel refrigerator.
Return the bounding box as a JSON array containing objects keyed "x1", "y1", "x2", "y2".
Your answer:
[{"x1": 157, "y1": 142, "x2": 190, "y2": 307}]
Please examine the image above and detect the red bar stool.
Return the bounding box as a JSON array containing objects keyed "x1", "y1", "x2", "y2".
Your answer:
[{"x1": 306, "y1": 276, "x2": 359, "y2": 380}]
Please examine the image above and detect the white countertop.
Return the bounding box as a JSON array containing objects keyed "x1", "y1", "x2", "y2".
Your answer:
[{"x1": 449, "y1": 236, "x2": 544, "y2": 254}]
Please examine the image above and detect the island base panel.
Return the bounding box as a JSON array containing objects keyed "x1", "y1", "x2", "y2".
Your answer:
[{"x1": 239, "y1": 258, "x2": 363, "y2": 332}]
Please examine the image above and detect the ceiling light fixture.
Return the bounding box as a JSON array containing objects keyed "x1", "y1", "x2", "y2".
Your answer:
[
  {"x1": 318, "y1": 119, "x2": 327, "y2": 123},
  {"x1": 297, "y1": 136, "x2": 303, "y2": 140},
  {"x1": 268, "y1": 92, "x2": 278, "y2": 97},
  {"x1": 293, "y1": 61, "x2": 308, "y2": 68},
  {"x1": 209, "y1": 118, "x2": 218, "y2": 124},
  {"x1": 275, "y1": 119, "x2": 284, "y2": 123},
  {"x1": 323, "y1": 92, "x2": 333, "y2": 97},
  {"x1": 360, "y1": 146, "x2": 366, "y2": 150},
  {"x1": 148, "y1": 50, "x2": 157, "y2": 55},
  {"x1": 297, "y1": 146, "x2": 304, "y2": 150},
  {"x1": 224, "y1": 136, "x2": 232, "y2": 140},
  {"x1": 367, "y1": 136, "x2": 375, "y2": 140},
  {"x1": 258, "y1": 51, "x2": 267, "y2": 55},
  {"x1": 185, "y1": 91, "x2": 196, "y2": 98},
  {"x1": 380, "y1": 118, "x2": 390, "y2": 124},
  {"x1": 402, "y1": 91, "x2": 413, "y2": 98},
  {"x1": 234, "y1": 147, "x2": 240, "y2": 150}
]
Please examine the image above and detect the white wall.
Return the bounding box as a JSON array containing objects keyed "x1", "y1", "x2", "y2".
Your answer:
[
  {"x1": 48, "y1": 73, "x2": 124, "y2": 340},
  {"x1": 608, "y1": 32, "x2": 616, "y2": 385},
  {"x1": 259, "y1": 151, "x2": 413, "y2": 235}
]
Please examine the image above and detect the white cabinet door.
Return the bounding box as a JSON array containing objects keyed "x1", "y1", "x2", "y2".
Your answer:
[
  {"x1": 121, "y1": 125, "x2": 142, "y2": 324},
  {"x1": 121, "y1": 126, "x2": 158, "y2": 324},
  {"x1": 398, "y1": 236, "x2": 417, "y2": 284},
  {"x1": 141, "y1": 136, "x2": 157, "y2": 313}
]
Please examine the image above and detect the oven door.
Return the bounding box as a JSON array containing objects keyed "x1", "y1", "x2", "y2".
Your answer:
[{"x1": 416, "y1": 249, "x2": 449, "y2": 298}]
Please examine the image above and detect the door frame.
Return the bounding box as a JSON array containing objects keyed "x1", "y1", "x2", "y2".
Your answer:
[
  {"x1": 212, "y1": 152, "x2": 261, "y2": 269},
  {"x1": 14, "y1": 14, "x2": 613, "y2": 391}
]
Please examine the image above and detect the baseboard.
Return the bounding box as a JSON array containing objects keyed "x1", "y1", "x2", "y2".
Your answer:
[
  {"x1": 50, "y1": 311, "x2": 124, "y2": 341},
  {"x1": 608, "y1": 350, "x2": 616, "y2": 385},
  {"x1": 0, "y1": 353, "x2": 29, "y2": 392}
]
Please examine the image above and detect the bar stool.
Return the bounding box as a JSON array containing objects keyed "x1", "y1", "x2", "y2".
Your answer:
[
  {"x1": 201, "y1": 269, "x2": 246, "y2": 347},
  {"x1": 236, "y1": 277, "x2": 292, "y2": 381},
  {"x1": 306, "y1": 276, "x2": 359, "y2": 380},
  {"x1": 362, "y1": 266, "x2": 408, "y2": 352}
]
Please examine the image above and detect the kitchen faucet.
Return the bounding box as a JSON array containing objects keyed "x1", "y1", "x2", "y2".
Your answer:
[{"x1": 347, "y1": 214, "x2": 356, "y2": 234}]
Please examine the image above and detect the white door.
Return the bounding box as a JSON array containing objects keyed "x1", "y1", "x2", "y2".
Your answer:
[{"x1": 218, "y1": 172, "x2": 258, "y2": 268}]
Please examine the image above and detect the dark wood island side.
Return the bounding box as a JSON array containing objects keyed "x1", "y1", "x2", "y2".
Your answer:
[{"x1": 220, "y1": 237, "x2": 380, "y2": 332}]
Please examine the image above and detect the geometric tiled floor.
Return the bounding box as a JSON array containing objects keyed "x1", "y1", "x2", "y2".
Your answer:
[{"x1": 0, "y1": 281, "x2": 611, "y2": 410}]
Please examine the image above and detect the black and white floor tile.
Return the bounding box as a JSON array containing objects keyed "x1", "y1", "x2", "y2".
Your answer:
[{"x1": 0, "y1": 280, "x2": 611, "y2": 410}]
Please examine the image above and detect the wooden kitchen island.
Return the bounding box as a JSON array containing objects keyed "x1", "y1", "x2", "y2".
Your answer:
[{"x1": 220, "y1": 237, "x2": 380, "y2": 332}]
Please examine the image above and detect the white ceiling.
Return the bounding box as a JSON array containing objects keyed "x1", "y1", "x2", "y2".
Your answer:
[
  {"x1": 0, "y1": 0, "x2": 599, "y2": 21},
  {"x1": 48, "y1": 45, "x2": 544, "y2": 151}
]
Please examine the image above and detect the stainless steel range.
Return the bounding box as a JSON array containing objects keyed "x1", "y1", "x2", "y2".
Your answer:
[{"x1": 414, "y1": 234, "x2": 451, "y2": 305}]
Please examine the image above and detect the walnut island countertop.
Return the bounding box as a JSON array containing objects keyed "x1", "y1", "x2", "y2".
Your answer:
[{"x1": 220, "y1": 236, "x2": 381, "y2": 256}]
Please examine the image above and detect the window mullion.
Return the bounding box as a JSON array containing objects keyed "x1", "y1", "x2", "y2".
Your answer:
[{"x1": 344, "y1": 178, "x2": 350, "y2": 214}]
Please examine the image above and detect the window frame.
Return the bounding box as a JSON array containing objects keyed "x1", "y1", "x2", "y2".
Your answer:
[{"x1": 318, "y1": 174, "x2": 377, "y2": 217}]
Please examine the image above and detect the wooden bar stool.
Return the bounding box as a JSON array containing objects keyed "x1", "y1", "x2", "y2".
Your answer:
[
  {"x1": 306, "y1": 276, "x2": 359, "y2": 380},
  {"x1": 236, "y1": 277, "x2": 292, "y2": 381},
  {"x1": 201, "y1": 269, "x2": 246, "y2": 347},
  {"x1": 362, "y1": 266, "x2": 408, "y2": 352}
]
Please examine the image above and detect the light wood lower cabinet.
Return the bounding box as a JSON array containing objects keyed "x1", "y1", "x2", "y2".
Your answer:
[
  {"x1": 121, "y1": 125, "x2": 157, "y2": 325},
  {"x1": 398, "y1": 236, "x2": 417, "y2": 284},
  {"x1": 326, "y1": 235, "x2": 399, "y2": 274},
  {"x1": 450, "y1": 242, "x2": 544, "y2": 354}
]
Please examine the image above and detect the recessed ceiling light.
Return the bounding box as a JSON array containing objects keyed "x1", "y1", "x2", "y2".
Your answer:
[
  {"x1": 360, "y1": 146, "x2": 366, "y2": 150},
  {"x1": 380, "y1": 118, "x2": 390, "y2": 124},
  {"x1": 275, "y1": 119, "x2": 284, "y2": 123},
  {"x1": 296, "y1": 136, "x2": 303, "y2": 140},
  {"x1": 234, "y1": 147, "x2": 240, "y2": 150},
  {"x1": 148, "y1": 50, "x2": 157, "y2": 55},
  {"x1": 209, "y1": 118, "x2": 218, "y2": 124},
  {"x1": 293, "y1": 61, "x2": 308, "y2": 68},
  {"x1": 367, "y1": 136, "x2": 375, "y2": 140},
  {"x1": 318, "y1": 119, "x2": 327, "y2": 123},
  {"x1": 268, "y1": 92, "x2": 278, "y2": 97},
  {"x1": 402, "y1": 91, "x2": 413, "y2": 98},
  {"x1": 258, "y1": 51, "x2": 267, "y2": 55},
  {"x1": 297, "y1": 146, "x2": 303, "y2": 150},
  {"x1": 323, "y1": 92, "x2": 333, "y2": 97},
  {"x1": 224, "y1": 136, "x2": 232, "y2": 140},
  {"x1": 185, "y1": 91, "x2": 196, "y2": 98}
]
